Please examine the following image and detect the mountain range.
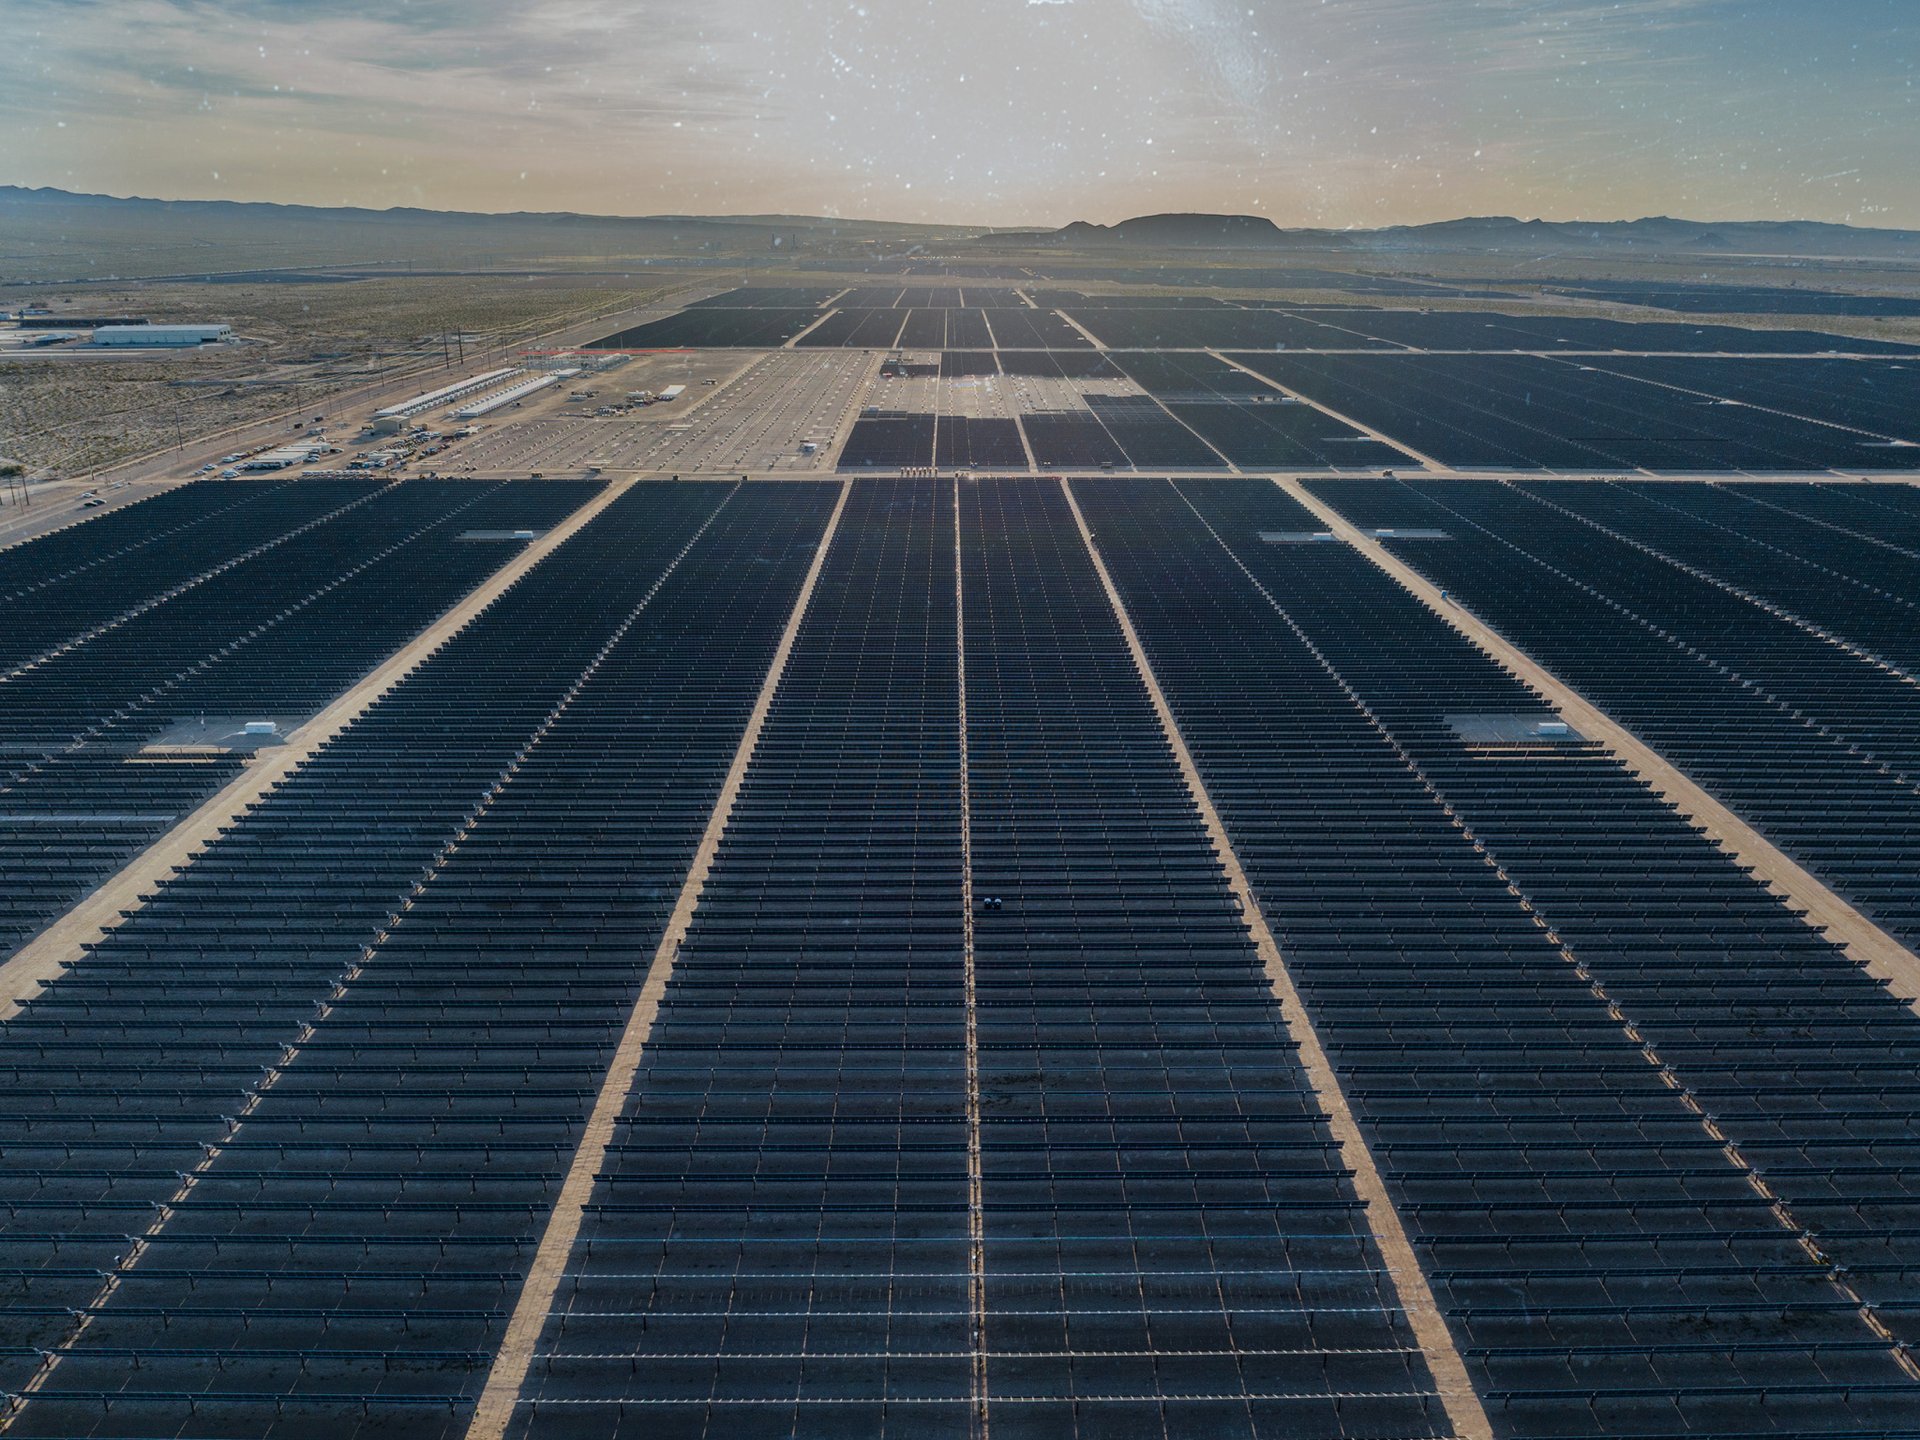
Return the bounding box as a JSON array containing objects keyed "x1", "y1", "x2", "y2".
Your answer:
[
  {"x1": 6, "y1": 186, "x2": 1920, "y2": 284},
  {"x1": 997, "y1": 211, "x2": 1920, "y2": 258}
]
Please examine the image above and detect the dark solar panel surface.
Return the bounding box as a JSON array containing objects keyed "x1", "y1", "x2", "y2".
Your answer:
[
  {"x1": 840, "y1": 413, "x2": 937, "y2": 470},
  {"x1": 0, "y1": 481, "x2": 839, "y2": 1437},
  {"x1": 979, "y1": 308, "x2": 1090, "y2": 350},
  {"x1": 945, "y1": 311, "x2": 996, "y2": 349},
  {"x1": 591, "y1": 310, "x2": 822, "y2": 349},
  {"x1": 0, "y1": 480, "x2": 603, "y2": 958},
  {"x1": 0, "y1": 480, "x2": 384, "y2": 675},
  {"x1": 685, "y1": 288, "x2": 840, "y2": 309},
  {"x1": 1546, "y1": 283, "x2": 1920, "y2": 320},
  {"x1": 512, "y1": 477, "x2": 1448, "y2": 1439},
  {"x1": 1107, "y1": 352, "x2": 1402, "y2": 469},
  {"x1": 1072, "y1": 475, "x2": 1920, "y2": 1438},
  {"x1": 959, "y1": 479, "x2": 1446, "y2": 1439},
  {"x1": 1019, "y1": 412, "x2": 1130, "y2": 470},
  {"x1": 514, "y1": 478, "x2": 969, "y2": 1438},
  {"x1": 1305, "y1": 478, "x2": 1920, "y2": 946},
  {"x1": 1084, "y1": 394, "x2": 1226, "y2": 469},
  {"x1": 1580, "y1": 357, "x2": 1920, "y2": 443},
  {"x1": 941, "y1": 350, "x2": 1001, "y2": 378},
  {"x1": 1067, "y1": 307, "x2": 1395, "y2": 350},
  {"x1": 997, "y1": 351, "x2": 1120, "y2": 379},
  {"x1": 1727, "y1": 479, "x2": 1920, "y2": 550},
  {"x1": 799, "y1": 309, "x2": 909, "y2": 349},
  {"x1": 936, "y1": 417, "x2": 1027, "y2": 470},
  {"x1": 1237, "y1": 354, "x2": 1920, "y2": 471},
  {"x1": 1510, "y1": 480, "x2": 1920, "y2": 674},
  {"x1": 1309, "y1": 311, "x2": 1917, "y2": 355},
  {"x1": 900, "y1": 309, "x2": 950, "y2": 348},
  {"x1": 11, "y1": 471, "x2": 1920, "y2": 1436}
]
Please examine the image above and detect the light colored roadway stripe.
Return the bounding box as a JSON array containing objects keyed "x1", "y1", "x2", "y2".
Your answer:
[
  {"x1": 786, "y1": 308, "x2": 840, "y2": 349},
  {"x1": 1058, "y1": 476, "x2": 1496, "y2": 1440},
  {"x1": 0, "y1": 479, "x2": 631, "y2": 1022},
  {"x1": 953, "y1": 477, "x2": 990, "y2": 1439},
  {"x1": 464, "y1": 478, "x2": 851, "y2": 1440},
  {"x1": 1281, "y1": 476, "x2": 1920, "y2": 1016}
]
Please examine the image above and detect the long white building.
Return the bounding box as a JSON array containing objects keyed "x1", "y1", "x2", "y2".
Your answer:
[
  {"x1": 92, "y1": 324, "x2": 232, "y2": 347},
  {"x1": 373, "y1": 368, "x2": 521, "y2": 421}
]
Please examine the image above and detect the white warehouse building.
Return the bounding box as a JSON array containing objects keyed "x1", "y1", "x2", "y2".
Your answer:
[{"x1": 92, "y1": 324, "x2": 232, "y2": 347}]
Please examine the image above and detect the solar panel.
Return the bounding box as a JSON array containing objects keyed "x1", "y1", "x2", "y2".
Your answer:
[
  {"x1": 0, "y1": 481, "x2": 604, "y2": 957},
  {"x1": 1072, "y1": 475, "x2": 1920, "y2": 1435},
  {"x1": 0, "y1": 481, "x2": 841, "y2": 1436},
  {"x1": 9, "y1": 472, "x2": 1920, "y2": 1437},
  {"x1": 1306, "y1": 477, "x2": 1920, "y2": 948}
]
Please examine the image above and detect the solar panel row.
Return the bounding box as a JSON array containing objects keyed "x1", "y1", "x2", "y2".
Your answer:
[
  {"x1": 1, "y1": 480, "x2": 385, "y2": 677},
  {"x1": 9, "y1": 471, "x2": 1920, "y2": 1437},
  {"x1": 1509, "y1": 480, "x2": 1920, "y2": 679},
  {"x1": 1019, "y1": 413, "x2": 1129, "y2": 471},
  {"x1": 1305, "y1": 479, "x2": 1920, "y2": 947},
  {"x1": 1578, "y1": 358, "x2": 1920, "y2": 442},
  {"x1": 1182, "y1": 481, "x2": 1920, "y2": 1355},
  {"x1": 1068, "y1": 309, "x2": 1391, "y2": 351},
  {"x1": 514, "y1": 477, "x2": 968, "y2": 1438},
  {"x1": 799, "y1": 309, "x2": 909, "y2": 349},
  {"x1": 1069, "y1": 476, "x2": 1920, "y2": 1437},
  {"x1": 980, "y1": 309, "x2": 1089, "y2": 350},
  {"x1": 995, "y1": 352, "x2": 1121, "y2": 379},
  {"x1": 936, "y1": 417, "x2": 1027, "y2": 470},
  {"x1": 0, "y1": 481, "x2": 841, "y2": 1437},
  {"x1": 591, "y1": 310, "x2": 822, "y2": 349},
  {"x1": 940, "y1": 351, "x2": 1001, "y2": 378},
  {"x1": 1239, "y1": 356, "x2": 1920, "y2": 471},
  {"x1": 1084, "y1": 395, "x2": 1224, "y2": 469},
  {"x1": 0, "y1": 481, "x2": 604, "y2": 957},
  {"x1": 1107, "y1": 353, "x2": 1403, "y2": 470},
  {"x1": 840, "y1": 412, "x2": 937, "y2": 469},
  {"x1": 685, "y1": 289, "x2": 840, "y2": 310},
  {"x1": 1727, "y1": 479, "x2": 1920, "y2": 554},
  {"x1": 956, "y1": 479, "x2": 1448, "y2": 1439},
  {"x1": 831, "y1": 289, "x2": 1020, "y2": 310}
]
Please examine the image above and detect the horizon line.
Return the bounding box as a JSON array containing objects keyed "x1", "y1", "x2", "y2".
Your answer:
[{"x1": 4, "y1": 182, "x2": 1912, "y2": 238}]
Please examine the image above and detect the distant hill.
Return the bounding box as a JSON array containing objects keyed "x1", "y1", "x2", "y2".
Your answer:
[
  {"x1": 989, "y1": 211, "x2": 1920, "y2": 259},
  {"x1": 8, "y1": 186, "x2": 1920, "y2": 283},
  {"x1": 0, "y1": 186, "x2": 961, "y2": 283},
  {"x1": 1359, "y1": 215, "x2": 1920, "y2": 257},
  {"x1": 1056, "y1": 214, "x2": 1337, "y2": 249},
  {"x1": 0, "y1": 185, "x2": 951, "y2": 238},
  {"x1": 989, "y1": 213, "x2": 1341, "y2": 250}
]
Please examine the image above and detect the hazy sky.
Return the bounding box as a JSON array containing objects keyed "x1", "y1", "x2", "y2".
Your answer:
[{"x1": 5, "y1": 0, "x2": 1916, "y2": 227}]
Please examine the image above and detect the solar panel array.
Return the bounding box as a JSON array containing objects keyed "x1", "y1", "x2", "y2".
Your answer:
[
  {"x1": 515, "y1": 478, "x2": 969, "y2": 1437},
  {"x1": 956, "y1": 479, "x2": 1447, "y2": 1439},
  {"x1": 1305, "y1": 478, "x2": 1920, "y2": 947},
  {"x1": 1071, "y1": 476, "x2": 1920, "y2": 1436},
  {"x1": 0, "y1": 480, "x2": 602, "y2": 956},
  {"x1": 0, "y1": 481, "x2": 838, "y2": 1436},
  {"x1": 1105, "y1": 352, "x2": 1400, "y2": 469},
  {"x1": 8, "y1": 473, "x2": 1920, "y2": 1438},
  {"x1": 1239, "y1": 356, "x2": 1920, "y2": 471}
]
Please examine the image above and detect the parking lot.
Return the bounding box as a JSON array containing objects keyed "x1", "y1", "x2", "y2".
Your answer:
[{"x1": 456, "y1": 351, "x2": 873, "y2": 475}]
